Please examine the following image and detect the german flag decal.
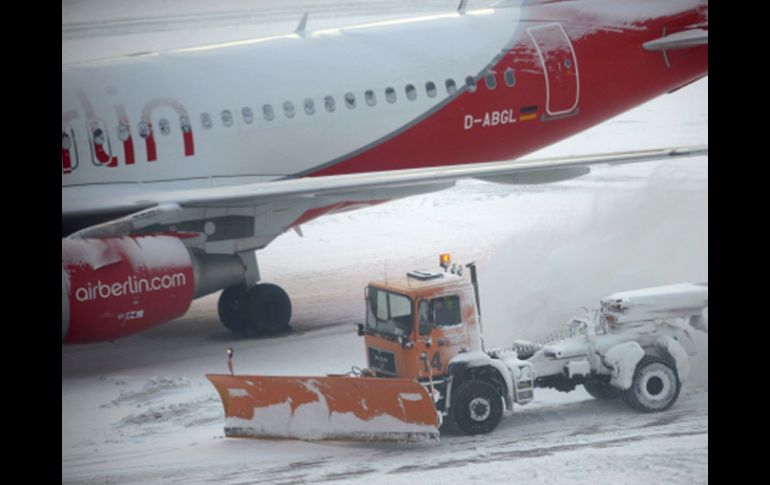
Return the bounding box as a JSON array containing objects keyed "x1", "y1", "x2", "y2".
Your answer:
[{"x1": 519, "y1": 105, "x2": 538, "y2": 121}]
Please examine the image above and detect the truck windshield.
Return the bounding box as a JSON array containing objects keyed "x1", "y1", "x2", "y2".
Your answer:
[{"x1": 366, "y1": 287, "x2": 413, "y2": 337}]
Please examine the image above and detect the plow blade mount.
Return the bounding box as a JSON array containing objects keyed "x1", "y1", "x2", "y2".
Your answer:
[{"x1": 207, "y1": 374, "x2": 439, "y2": 441}]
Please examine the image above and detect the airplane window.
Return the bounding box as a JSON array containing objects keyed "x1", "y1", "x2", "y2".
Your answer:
[
  {"x1": 365, "y1": 89, "x2": 377, "y2": 107},
  {"x1": 385, "y1": 87, "x2": 397, "y2": 104},
  {"x1": 485, "y1": 72, "x2": 497, "y2": 90},
  {"x1": 263, "y1": 104, "x2": 275, "y2": 121},
  {"x1": 93, "y1": 128, "x2": 106, "y2": 145},
  {"x1": 242, "y1": 107, "x2": 254, "y2": 124},
  {"x1": 159, "y1": 118, "x2": 171, "y2": 135},
  {"x1": 283, "y1": 101, "x2": 296, "y2": 118},
  {"x1": 345, "y1": 92, "x2": 356, "y2": 109},
  {"x1": 221, "y1": 110, "x2": 234, "y2": 127},
  {"x1": 200, "y1": 113, "x2": 212, "y2": 130},
  {"x1": 466, "y1": 76, "x2": 477, "y2": 92},
  {"x1": 405, "y1": 84, "x2": 416, "y2": 101},
  {"x1": 324, "y1": 95, "x2": 336, "y2": 112},
  {"x1": 180, "y1": 115, "x2": 192, "y2": 133},
  {"x1": 304, "y1": 98, "x2": 315, "y2": 115},
  {"x1": 504, "y1": 67, "x2": 516, "y2": 87},
  {"x1": 138, "y1": 120, "x2": 152, "y2": 137},
  {"x1": 116, "y1": 122, "x2": 130, "y2": 141},
  {"x1": 445, "y1": 79, "x2": 457, "y2": 95},
  {"x1": 425, "y1": 81, "x2": 437, "y2": 98},
  {"x1": 200, "y1": 113, "x2": 213, "y2": 129}
]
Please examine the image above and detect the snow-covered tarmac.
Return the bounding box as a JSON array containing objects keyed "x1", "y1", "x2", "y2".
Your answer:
[{"x1": 62, "y1": 2, "x2": 707, "y2": 483}]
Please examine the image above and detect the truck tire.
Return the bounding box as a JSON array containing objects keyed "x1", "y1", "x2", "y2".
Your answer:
[
  {"x1": 451, "y1": 380, "x2": 503, "y2": 435},
  {"x1": 623, "y1": 355, "x2": 681, "y2": 412},
  {"x1": 583, "y1": 378, "x2": 622, "y2": 400}
]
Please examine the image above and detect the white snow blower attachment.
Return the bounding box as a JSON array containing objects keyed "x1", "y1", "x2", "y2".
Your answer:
[{"x1": 206, "y1": 374, "x2": 440, "y2": 442}]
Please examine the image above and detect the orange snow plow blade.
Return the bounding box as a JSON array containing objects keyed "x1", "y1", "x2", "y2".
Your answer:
[{"x1": 206, "y1": 374, "x2": 439, "y2": 441}]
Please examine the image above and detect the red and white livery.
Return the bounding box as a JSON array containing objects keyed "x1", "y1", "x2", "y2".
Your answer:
[{"x1": 62, "y1": 0, "x2": 708, "y2": 342}]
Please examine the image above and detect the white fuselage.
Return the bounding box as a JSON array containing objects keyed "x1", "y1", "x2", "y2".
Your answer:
[{"x1": 62, "y1": 9, "x2": 516, "y2": 188}]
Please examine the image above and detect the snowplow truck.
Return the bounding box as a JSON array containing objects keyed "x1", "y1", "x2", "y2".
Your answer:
[{"x1": 208, "y1": 259, "x2": 708, "y2": 441}]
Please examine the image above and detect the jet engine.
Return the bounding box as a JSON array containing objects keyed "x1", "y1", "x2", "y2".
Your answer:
[{"x1": 62, "y1": 236, "x2": 196, "y2": 343}]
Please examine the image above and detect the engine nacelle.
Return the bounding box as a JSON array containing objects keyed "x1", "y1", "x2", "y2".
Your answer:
[{"x1": 62, "y1": 236, "x2": 195, "y2": 343}]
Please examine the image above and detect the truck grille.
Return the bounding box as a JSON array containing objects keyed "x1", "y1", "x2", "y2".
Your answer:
[{"x1": 368, "y1": 347, "x2": 396, "y2": 375}]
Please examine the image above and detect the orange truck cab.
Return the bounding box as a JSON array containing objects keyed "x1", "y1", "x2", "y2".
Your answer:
[
  {"x1": 357, "y1": 261, "x2": 521, "y2": 434},
  {"x1": 363, "y1": 270, "x2": 483, "y2": 379}
]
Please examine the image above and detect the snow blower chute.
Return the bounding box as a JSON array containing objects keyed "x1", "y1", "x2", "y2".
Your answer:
[{"x1": 206, "y1": 374, "x2": 439, "y2": 441}]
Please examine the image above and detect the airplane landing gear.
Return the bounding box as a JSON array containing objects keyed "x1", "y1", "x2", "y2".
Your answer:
[{"x1": 218, "y1": 283, "x2": 292, "y2": 337}]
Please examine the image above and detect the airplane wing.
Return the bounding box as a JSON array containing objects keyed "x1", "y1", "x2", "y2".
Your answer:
[{"x1": 65, "y1": 145, "x2": 707, "y2": 249}]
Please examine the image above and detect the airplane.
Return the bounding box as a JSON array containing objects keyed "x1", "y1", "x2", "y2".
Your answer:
[{"x1": 61, "y1": 0, "x2": 708, "y2": 343}]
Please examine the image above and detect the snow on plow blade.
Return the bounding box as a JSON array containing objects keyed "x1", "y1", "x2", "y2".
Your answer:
[{"x1": 206, "y1": 374, "x2": 440, "y2": 442}]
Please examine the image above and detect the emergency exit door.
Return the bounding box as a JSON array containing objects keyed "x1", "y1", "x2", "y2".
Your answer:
[{"x1": 527, "y1": 23, "x2": 580, "y2": 116}]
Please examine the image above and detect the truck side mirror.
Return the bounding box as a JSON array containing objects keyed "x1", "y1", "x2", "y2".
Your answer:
[
  {"x1": 418, "y1": 300, "x2": 431, "y2": 336},
  {"x1": 355, "y1": 322, "x2": 365, "y2": 336},
  {"x1": 399, "y1": 335, "x2": 414, "y2": 349}
]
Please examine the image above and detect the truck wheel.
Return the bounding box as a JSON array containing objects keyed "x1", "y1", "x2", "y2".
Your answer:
[
  {"x1": 451, "y1": 380, "x2": 503, "y2": 435},
  {"x1": 583, "y1": 378, "x2": 622, "y2": 400},
  {"x1": 623, "y1": 356, "x2": 681, "y2": 412}
]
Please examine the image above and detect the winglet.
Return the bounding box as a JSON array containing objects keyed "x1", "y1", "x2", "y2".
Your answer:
[
  {"x1": 457, "y1": 0, "x2": 468, "y2": 15},
  {"x1": 295, "y1": 12, "x2": 309, "y2": 38}
]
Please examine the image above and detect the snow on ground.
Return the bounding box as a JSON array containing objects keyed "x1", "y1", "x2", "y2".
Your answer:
[{"x1": 63, "y1": 2, "x2": 707, "y2": 484}]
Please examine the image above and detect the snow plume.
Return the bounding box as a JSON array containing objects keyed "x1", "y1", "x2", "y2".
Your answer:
[{"x1": 480, "y1": 159, "x2": 707, "y2": 387}]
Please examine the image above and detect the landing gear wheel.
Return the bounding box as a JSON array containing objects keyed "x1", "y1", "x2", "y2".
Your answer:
[
  {"x1": 218, "y1": 283, "x2": 292, "y2": 337},
  {"x1": 242, "y1": 283, "x2": 292, "y2": 337},
  {"x1": 451, "y1": 380, "x2": 503, "y2": 436},
  {"x1": 218, "y1": 285, "x2": 248, "y2": 333},
  {"x1": 623, "y1": 356, "x2": 681, "y2": 412},
  {"x1": 583, "y1": 378, "x2": 622, "y2": 400}
]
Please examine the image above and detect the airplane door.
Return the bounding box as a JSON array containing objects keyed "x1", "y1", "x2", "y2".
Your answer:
[
  {"x1": 61, "y1": 125, "x2": 79, "y2": 174},
  {"x1": 528, "y1": 23, "x2": 580, "y2": 116}
]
